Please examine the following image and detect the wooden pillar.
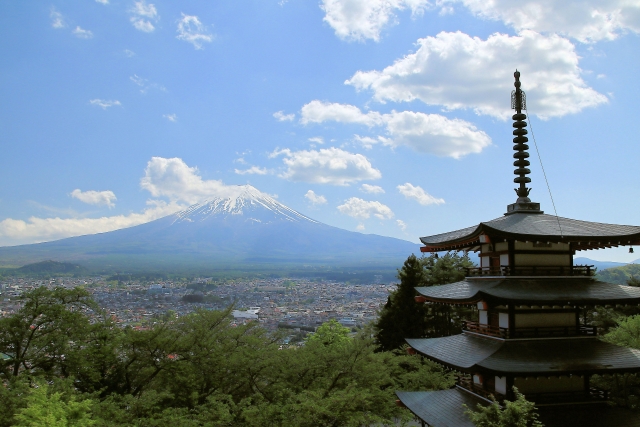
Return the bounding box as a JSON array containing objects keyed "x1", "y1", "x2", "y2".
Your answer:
[
  {"x1": 508, "y1": 240, "x2": 515, "y2": 271},
  {"x1": 507, "y1": 376, "x2": 515, "y2": 400},
  {"x1": 508, "y1": 304, "x2": 515, "y2": 338},
  {"x1": 569, "y1": 242, "x2": 574, "y2": 275}
]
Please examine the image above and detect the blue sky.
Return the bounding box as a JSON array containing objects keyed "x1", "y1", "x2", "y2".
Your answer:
[{"x1": 1, "y1": 0, "x2": 640, "y2": 262}]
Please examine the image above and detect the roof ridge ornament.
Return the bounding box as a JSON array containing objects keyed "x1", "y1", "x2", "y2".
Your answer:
[{"x1": 506, "y1": 70, "x2": 543, "y2": 215}]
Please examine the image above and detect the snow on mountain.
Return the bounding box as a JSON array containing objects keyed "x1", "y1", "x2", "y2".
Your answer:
[
  {"x1": 172, "y1": 185, "x2": 317, "y2": 224},
  {"x1": 0, "y1": 184, "x2": 419, "y2": 269}
]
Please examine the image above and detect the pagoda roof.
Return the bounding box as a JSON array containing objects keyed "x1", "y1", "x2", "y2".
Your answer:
[
  {"x1": 407, "y1": 334, "x2": 640, "y2": 375},
  {"x1": 420, "y1": 213, "x2": 640, "y2": 251},
  {"x1": 396, "y1": 388, "x2": 480, "y2": 427},
  {"x1": 415, "y1": 277, "x2": 640, "y2": 305},
  {"x1": 396, "y1": 388, "x2": 640, "y2": 427}
]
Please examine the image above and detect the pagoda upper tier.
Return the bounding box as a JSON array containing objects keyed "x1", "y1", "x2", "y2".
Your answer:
[
  {"x1": 415, "y1": 277, "x2": 640, "y2": 305},
  {"x1": 420, "y1": 212, "x2": 640, "y2": 253}
]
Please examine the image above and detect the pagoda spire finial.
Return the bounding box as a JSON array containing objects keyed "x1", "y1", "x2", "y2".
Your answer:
[{"x1": 505, "y1": 70, "x2": 543, "y2": 215}]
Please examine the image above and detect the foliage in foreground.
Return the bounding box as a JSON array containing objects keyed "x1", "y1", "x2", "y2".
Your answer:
[
  {"x1": 374, "y1": 252, "x2": 475, "y2": 351},
  {"x1": 0, "y1": 286, "x2": 453, "y2": 426},
  {"x1": 464, "y1": 387, "x2": 543, "y2": 427}
]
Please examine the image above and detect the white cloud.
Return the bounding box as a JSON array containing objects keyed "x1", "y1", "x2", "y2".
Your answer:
[
  {"x1": 308, "y1": 137, "x2": 325, "y2": 144},
  {"x1": 70, "y1": 189, "x2": 117, "y2": 208},
  {"x1": 140, "y1": 157, "x2": 238, "y2": 204},
  {"x1": 346, "y1": 31, "x2": 608, "y2": 119},
  {"x1": 89, "y1": 99, "x2": 122, "y2": 109},
  {"x1": 353, "y1": 135, "x2": 378, "y2": 149},
  {"x1": 382, "y1": 110, "x2": 490, "y2": 158},
  {"x1": 361, "y1": 184, "x2": 385, "y2": 194},
  {"x1": 163, "y1": 114, "x2": 177, "y2": 122},
  {"x1": 124, "y1": 49, "x2": 136, "y2": 57},
  {"x1": 234, "y1": 166, "x2": 269, "y2": 175},
  {"x1": 449, "y1": 0, "x2": 640, "y2": 44},
  {"x1": 274, "y1": 111, "x2": 295, "y2": 121},
  {"x1": 397, "y1": 182, "x2": 444, "y2": 205},
  {"x1": 396, "y1": 219, "x2": 407, "y2": 231},
  {"x1": 0, "y1": 200, "x2": 183, "y2": 247},
  {"x1": 50, "y1": 8, "x2": 66, "y2": 29},
  {"x1": 304, "y1": 190, "x2": 328, "y2": 205},
  {"x1": 0, "y1": 156, "x2": 253, "y2": 246},
  {"x1": 96, "y1": 0, "x2": 109, "y2": 4},
  {"x1": 271, "y1": 147, "x2": 381, "y2": 186},
  {"x1": 301, "y1": 101, "x2": 491, "y2": 158},
  {"x1": 176, "y1": 14, "x2": 214, "y2": 49},
  {"x1": 130, "y1": 0, "x2": 158, "y2": 33},
  {"x1": 356, "y1": 223, "x2": 365, "y2": 231},
  {"x1": 73, "y1": 26, "x2": 93, "y2": 39},
  {"x1": 337, "y1": 197, "x2": 394, "y2": 219},
  {"x1": 301, "y1": 100, "x2": 382, "y2": 126},
  {"x1": 130, "y1": 74, "x2": 166, "y2": 93},
  {"x1": 320, "y1": 0, "x2": 431, "y2": 42}
]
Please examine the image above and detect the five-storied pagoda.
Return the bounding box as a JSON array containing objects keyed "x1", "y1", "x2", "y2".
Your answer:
[{"x1": 396, "y1": 71, "x2": 640, "y2": 427}]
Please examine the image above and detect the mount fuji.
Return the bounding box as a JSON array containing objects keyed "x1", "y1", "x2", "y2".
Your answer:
[{"x1": 0, "y1": 185, "x2": 420, "y2": 272}]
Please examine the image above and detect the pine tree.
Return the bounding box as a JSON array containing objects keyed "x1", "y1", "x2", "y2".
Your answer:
[{"x1": 375, "y1": 254, "x2": 428, "y2": 351}]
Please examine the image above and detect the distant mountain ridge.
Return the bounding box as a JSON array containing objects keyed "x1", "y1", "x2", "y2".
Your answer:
[{"x1": 0, "y1": 185, "x2": 419, "y2": 273}]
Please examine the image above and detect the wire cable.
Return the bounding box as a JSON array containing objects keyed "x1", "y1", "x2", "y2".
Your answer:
[{"x1": 524, "y1": 109, "x2": 564, "y2": 237}]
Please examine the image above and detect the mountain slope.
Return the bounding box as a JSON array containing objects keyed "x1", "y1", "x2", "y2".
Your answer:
[{"x1": 0, "y1": 185, "x2": 419, "y2": 270}]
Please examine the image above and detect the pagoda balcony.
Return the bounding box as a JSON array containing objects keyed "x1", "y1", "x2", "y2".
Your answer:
[
  {"x1": 525, "y1": 387, "x2": 610, "y2": 405},
  {"x1": 465, "y1": 265, "x2": 594, "y2": 277},
  {"x1": 456, "y1": 375, "x2": 609, "y2": 405},
  {"x1": 463, "y1": 321, "x2": 597, "y2": 339},
  {"x1": 456, "y1": 375, "x2": 505, "y2": 403}
]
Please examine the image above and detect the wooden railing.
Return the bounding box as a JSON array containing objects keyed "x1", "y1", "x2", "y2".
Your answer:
[
  {"x1": 463, "y1": 321, "x2": 508, "y2": 338},
  {"x1": 525, "y1": 387, "x2": 609, "y2": 405},
  {"x1": 457, "y1": 375, "x2": 609, "y2": 405},
  {"x1": 463, "y1": 321, "x2": 597, "y2": 339},
  {"x1": 466, "y1": 265, "x2": 594, "y2": 277},
  {"x1": 456, "y1": 376, "x2": 505, "y2": 402}
]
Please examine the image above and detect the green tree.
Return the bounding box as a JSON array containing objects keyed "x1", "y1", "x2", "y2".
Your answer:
[
  {"x1": 14, "y1": 381, "x2": 95, "y2": 427},
  {"x1": 464, "y1": 387, "x2": 543, "y2": 427},
  {"x1": 375, "y1": 254, "x2": 428, "y2": 351},
  {"x1": 305, "y1": 319, "x2": 350, "y2": 347},
  {"x1": 592, "y1": 315, "x2": 640, "y2": 409},
  {"x1": 375, "y1": 252, "x2": 475, "y2": 351},
  {"x1": 0, "y1": 287, "x2": 96, "y2": 380}
]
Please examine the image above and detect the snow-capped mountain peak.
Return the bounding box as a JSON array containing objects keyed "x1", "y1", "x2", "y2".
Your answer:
[{"x1": 172, "y1": 185, "x2": 317, "y2": 224}]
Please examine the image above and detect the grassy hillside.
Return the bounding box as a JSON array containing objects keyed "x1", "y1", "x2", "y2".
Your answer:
[{"x1": 597, "y1": 264, "x2": 640, "y2": 285}]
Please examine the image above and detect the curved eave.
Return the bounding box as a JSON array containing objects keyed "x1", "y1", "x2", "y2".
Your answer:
[
  {"x1": 396, "y1": 389, "x2": 480, "y2": 427},
  {"x1": 407, "y1": 334, "x2": 640, "y2": 376},
  {"x1": 420, "y1": 214, "x2": 640, "y2": 252},
  {"x1": 415, "y1": 279, "x2": 640, "y2": 306}
]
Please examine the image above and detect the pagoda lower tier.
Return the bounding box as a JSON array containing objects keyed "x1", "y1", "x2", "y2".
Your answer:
[
  {"x1": 397, "y1": 276, "x2": 640, "y2": 426},
  {"x1": 396, "y1": 388, "x2": 640, "y2": 427},
  {"x1": 399, "y1": 333, "x2": 640, "y2": 427},
  {"x1": 414, "y1": 276, "x2": 640, "y2": 306}
]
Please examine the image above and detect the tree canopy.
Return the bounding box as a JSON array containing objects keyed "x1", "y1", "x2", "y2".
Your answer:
[
  {"x1": 464, "y1": 387, "x2": 543, "y2": 427},
  {"x1": 0, "y1": 286, "x2": 453, "y2": 426},
  {"x1": 374, "y1": 252, "x2": 475, "y2": 351}
]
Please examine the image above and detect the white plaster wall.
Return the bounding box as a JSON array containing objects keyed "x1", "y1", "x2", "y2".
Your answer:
[
  {"x1": 479, "y1": 310, "x2": 488, "y2": 325},
  {"x1": 500, "y1": 254, "x2": 509, "y2": 266},
  {"x1": 499, "y1": 312, "x2": 509, "y2": 329},
  {"x1": 495, "y1": 376, "x2": 507, "y2": 395}
]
